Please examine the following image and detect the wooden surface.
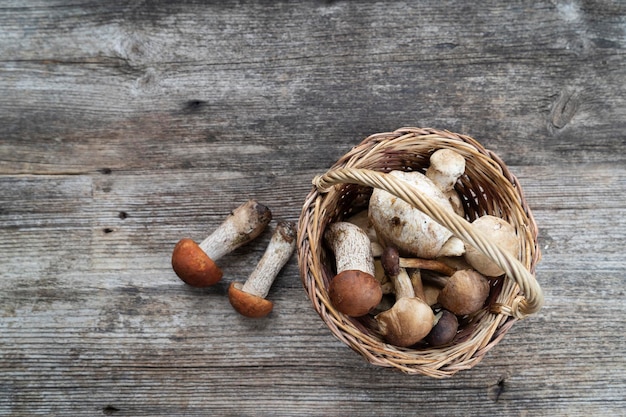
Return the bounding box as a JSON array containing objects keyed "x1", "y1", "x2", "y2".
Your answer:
[{"x1": 1, "y1": 1, "x2": 625, "y2": 415}]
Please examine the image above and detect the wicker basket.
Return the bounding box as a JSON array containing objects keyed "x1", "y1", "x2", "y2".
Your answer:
[{"x1": 297, "y1": 127, "x2": 543, "y2": 378}]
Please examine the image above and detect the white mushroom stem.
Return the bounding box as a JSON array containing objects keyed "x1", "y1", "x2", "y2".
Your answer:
[
  {"x1": 324, "y1": 222, "x2": 375, "y2": 276},
  {"x1": 198, "y1": 199, "x2": 272, "y2": 261},
  {"x1": 391, "y1": 268, "x2": 415, "y2": 300},
  {"x1": 241, "y1": 221, "x2": 296, "y2": 298},
  {"x1": 370, "y1": 241, "x2": 384, "y2": 257},
  {"x1": 369, "y1": 170, "x2": 456, "y2": 259}
]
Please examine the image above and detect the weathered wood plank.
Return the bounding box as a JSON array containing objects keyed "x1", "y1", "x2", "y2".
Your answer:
[
  {"x1": 1, "y1": 1, "x2": 625, "y2": 175},
  {"x1": 1, "y1": 162, "x2": 625, "y2": 415},
  {"x1": 1, "y1": 0, "x2": 625, "y2": 416}
]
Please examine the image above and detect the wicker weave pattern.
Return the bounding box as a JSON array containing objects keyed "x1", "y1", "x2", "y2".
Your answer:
[{"x1": 297, "y1": 127, "x2": 543, "y2": 378}]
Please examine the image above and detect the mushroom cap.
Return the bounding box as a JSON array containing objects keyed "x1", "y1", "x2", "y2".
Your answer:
[
  {"x1": 328, "y1": 270, "x2": 383, "y2": 317},
  {"x1": 438, "y1": 269, "x2": 490, "y2": 316},
  {"x1": 424, "y1": 309, "x2": 459, "y2": 347},
  {"x1": 369, "y1": 170, "x2": 455, "y2": 259},
  {"x1": 426, "y1": 149, "x2": 466, "y2": 192},
  {"x1": 464, "y1": 215, "x2": 520, "y2": 277},
  {"x1": 380, "y1": 245, "x2": 400, "y2": 278},
  {"x1": 172, "y1": 238, "x2": 223, "y2": 287},
  {"x1": 228, "y1": 282, "x2": 274, "y2": 318},
  {"x1": 375, "y1": 297, "x2": 435, "y2": 347}
]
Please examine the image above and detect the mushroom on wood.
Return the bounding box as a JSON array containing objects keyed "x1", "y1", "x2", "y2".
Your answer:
[
  {"x1": 172, "y1": 199, "x2": 272, "y2": 287},
  {"x1": 229, "y1": 221, "x2": 296, "y2": 318},
  {"x1": 324, "y1": 222, "x2": 382, "y2": 317}
]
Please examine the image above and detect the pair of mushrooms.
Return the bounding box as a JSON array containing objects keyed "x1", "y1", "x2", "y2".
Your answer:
[
  {"x1": 324, "y1": 149, "x2": 521, "y2": 347},
  {"x1": 171, "y1": 199, "x2": 296, "y2": 318}
]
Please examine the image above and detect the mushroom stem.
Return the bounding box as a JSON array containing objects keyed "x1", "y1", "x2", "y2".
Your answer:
[
  {"x1": 241, "y1": 221, "x2": 296, "y2": 298},
  {"x1": 324, "y1": 222, "x2": 375, "y2": 276},
  {"x1": 409, "y1": 269, "x2": 426, "y2": 301},
  {"x1": 398, "y1": 257, "x2": 456, "y2": 277},
  {"x1": 392, "y1": 268, "x2": 415, "y2": 299},
  {"x1": 369, "y1": 170, "x2": 458, "y2": 259},
  {"x1": 199, "y1": 199, "x2": 272, "y2": 261},
  {"x1": 382, "y1": 245, "x2": 425, "y2": 299},
  {"x1": 421, "y1": 273, "x2": 450, "y2": 289},
  {"x1": 370, "y1": 241, "x2": 384, "y2": 258}
]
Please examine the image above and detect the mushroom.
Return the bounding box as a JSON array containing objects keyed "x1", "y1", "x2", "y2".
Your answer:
[
  {"x1": 438, "y1": 269, "x2": 490, "y2": 316},
  {"x1": 324, "y1": 222, "x2": 382, "y2": 317},
  {"x1": 425, "y1": 149, "x2": 466, "y2": 217},
  {"x1": 409, "y1": 269, "x2": 427, "y2": 302},
  {"x1": 171, "y1": 199, "x2": 272, "y2": 287},
  {"x1": 421, "y1": 284, "x2": 442, "y2": 307},
  {"x1": 381, "y1": 245, "x2": 456, "y2": 288},
  {"x1": 424, "y1": 309, "x2": 459, "y2": 347},
  {"x1": 464, "y1": 215, "x2": 521, "y2": 277},
  {"x1": 380, "y1": 245, "x2": 432, "y2": 301},
  {"x1": 368, "y1": 170, "x2": 460, "y2": 259},
  {"x1": 346, "y1": 209, "x2": 378, "y2": 243},
  {"x1": 346, "y1": 211, "x2": 385, "y2": 258},
  {"x1": 375, "y1": 266, "x2": 436, "y2": 347},
  {"x1": 228, "y1": 221, "x2": 296, "y2": 318},
  {"x1": 397, "y1": 257, "x2": 456, "y2": 277}
]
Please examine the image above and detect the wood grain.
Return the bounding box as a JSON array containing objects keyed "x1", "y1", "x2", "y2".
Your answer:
[{"x1": 1, "y1": 1, "x2": 625, "y2": 416}]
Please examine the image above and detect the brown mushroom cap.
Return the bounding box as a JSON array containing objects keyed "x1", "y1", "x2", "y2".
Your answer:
[
  {"x1": 228, "y1": 282, "x2": 274, "y2": 318},
  {"x1": 328, "y1": 270, "x2": 383, "y2": 317},
  {"x1": 425, "y1": 309, "x2": 459, "y2": 346},
  {"x1": 464, "y1": 215, "x2": 520, "y2": 277},
  {"x1": 375, "y1": 297, "x2": 435, "y2": 347},
  {"x1": 438, "y1": 269, "x2": 490, "y2": 316},
  {"x1": 172, "y1": 238, "x2": 223, "y2": 287}
]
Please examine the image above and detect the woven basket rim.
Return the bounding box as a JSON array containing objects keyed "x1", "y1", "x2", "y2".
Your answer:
[{"x1": 297, "y1": 127, "x2": 542, "y2": 378}]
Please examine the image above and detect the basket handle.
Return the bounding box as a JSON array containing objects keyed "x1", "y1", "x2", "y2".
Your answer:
[{"x1": 313, "y1": 168, "x2": 544, "y2": 319}]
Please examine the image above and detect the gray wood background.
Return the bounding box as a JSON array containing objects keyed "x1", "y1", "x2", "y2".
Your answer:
[{"x1": 1, "y1": 1, "x2": 624, "y2": 416}]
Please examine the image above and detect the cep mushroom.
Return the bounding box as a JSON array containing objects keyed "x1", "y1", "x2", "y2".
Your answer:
[
  {"x1": 464, "y1": 215, "x2": 521, "y2": 277},
  {"x1": 171, "y1": 199, "x2": 272, "y2": 287},
  {"x1": 324, "y1": 222, "x2": 383, "y2": 317},
  {"x1": 228, "y1": 221, "x2": 296, "y2": 318},
  {"x1": 438, "y1": 269, "x2": 490, "y2": 316},
  {"x1": 368, "y1": 170, "x2": 461, "y2": 259},
  {"x1": 375, "y1": 265, "x2": 436, "y2": 347},
  {"x1": 380, "y1": 245, "x2": 457, "y2": 305},
  {"x1": 425, "y1": 149, "x2": 466, "y2": 217},
  {"x1": 425, "y1": 309, "x2": 459, "y2": 347}
]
